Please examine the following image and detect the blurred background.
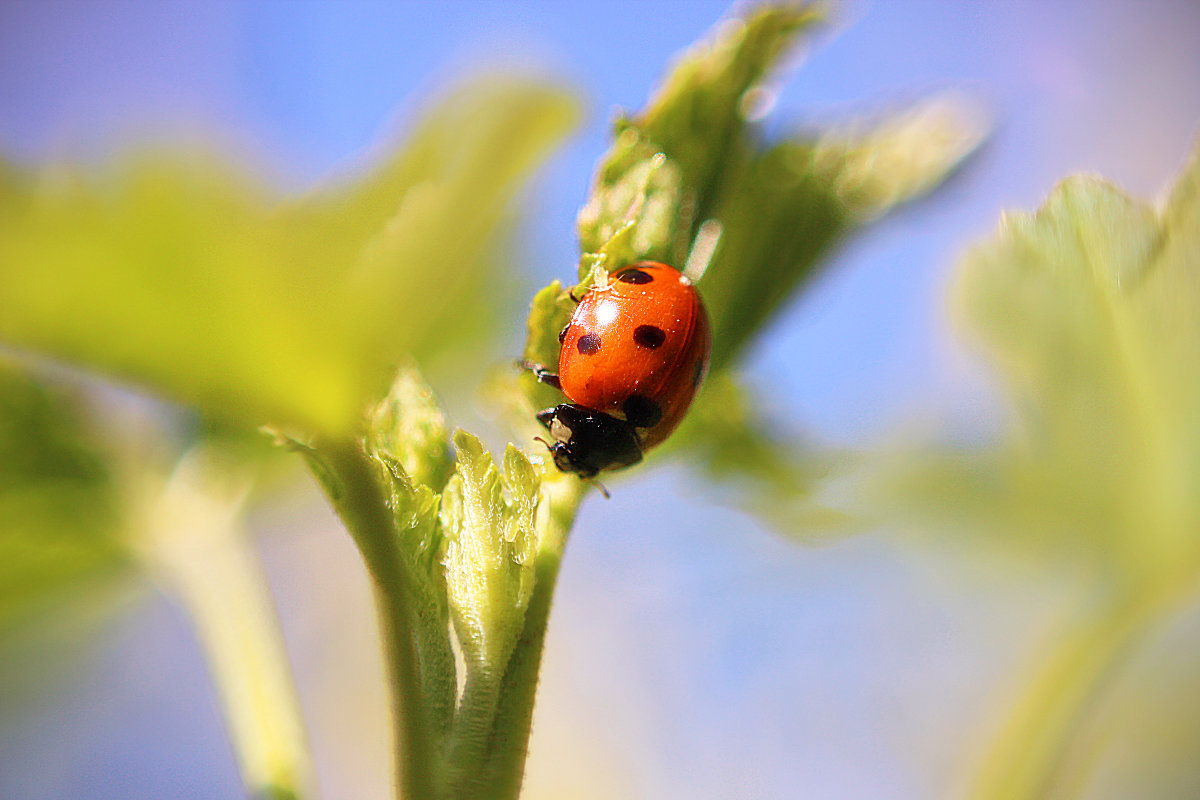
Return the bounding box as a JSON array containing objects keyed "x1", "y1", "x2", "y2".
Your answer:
[{"x1": 3, "y1": 1, "x2": 1200, "y2": 798}]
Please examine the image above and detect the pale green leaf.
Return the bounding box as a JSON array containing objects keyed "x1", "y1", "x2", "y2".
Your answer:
[
  {"x1": 517, "y1": 280, "x2": 576, "y2": 414},
  {"x1": 879, "y1": 140, "x2": 1200, "y2": 574},
  {"x1": 576, "y1": 147, "x2": 683, "y2": 270},
  {"x1": 441, "y1": 431, "x2": 541, "y2": 672},
  {"x1": 0, "y1": 79, "x2": 580, "y2": 435},
  {"x1": 853, "y1": 143, "x2": 1200, "y2": 800},
  {"x1": 440, "y1": 432, "x2": 544, "y2": 797},
  {"x1": 816, "y1": 92, "x2": 989, "y2": 218},
  {"x1": 358, "y1": 362, "x2": 459, "y2": 744},
  {"x1": 637, "y1": 3, "x2": 825, "y2": 237}
]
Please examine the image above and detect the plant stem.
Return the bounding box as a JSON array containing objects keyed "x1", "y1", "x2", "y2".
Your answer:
[
  {"x1": 480, "y1": 476, "x2": 586, "y2": 798},
  {"x1": 139, "y1": 452, "x2": 313, "y2": 800},
  {"x1": 316, "y1": 438, "x2": 435, "y2": 800},
  {"x1": 969, "y1": 561, "x2": 1200, "y2": 800},
  {"x1": 441, "y1": 474, "x2": 586, "y2": 800}
]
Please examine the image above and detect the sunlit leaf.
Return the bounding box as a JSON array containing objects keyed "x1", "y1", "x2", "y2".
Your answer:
[
  {"x1": 862, "y1": 140, "x2": 1200, "y2": 800},
  {"x1": 0, "y1": 79, "x2": 580, "y2": 435},
  {"x1": 516, "y1": 280, "x2": 577, "y2": 416},
  {"x1": 360, "y1": 365, "x2": 458, "y2": 748},
  {"x1": 368, "y1": 361, "x2": 454, "y2": 493},
  {"x1": 438, "y1": 431, "x2": 560, "y2": 798}
]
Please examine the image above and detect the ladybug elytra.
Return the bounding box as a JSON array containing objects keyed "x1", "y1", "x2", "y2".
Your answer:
[{"x1": 523, "y1": 261, "x2": 711, "y2": 479}]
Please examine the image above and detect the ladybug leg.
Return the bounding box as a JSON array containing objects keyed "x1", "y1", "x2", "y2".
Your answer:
[{"x1": 518, "y1": 360, "x2": 562, "y2": 391}]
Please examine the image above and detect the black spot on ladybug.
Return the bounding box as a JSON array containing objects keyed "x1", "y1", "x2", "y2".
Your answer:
[
  {"x1": 577, "y1": 333, "x2": 601, "y2": 355},
  {"x1": 692, "y1": 356, "x2": 706, "y2": 387},
  {"x1": 616, "y1": 268, "x2": 653, "y2": 284},
  {"x1": 558, "y1": 326, "x2": 569, "y2": 344},
  {"x1": 633, "y1": 324, "x2": 666, "y2": 349},
  {"x1": 622, "y1": 394, "x2": 662, "y2": 428}
]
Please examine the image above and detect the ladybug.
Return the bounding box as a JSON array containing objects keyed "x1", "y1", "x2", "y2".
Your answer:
[{"x1": 523, "y1": 261, "x2": 711, "y2": 479}]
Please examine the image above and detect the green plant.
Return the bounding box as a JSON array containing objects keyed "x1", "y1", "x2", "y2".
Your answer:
[
  {"x1": 0, "y1": 4, "x2": 980, "y2": 798},
  {"x1": 877, "y1": 137, "x2": 1200, "y2": 800}
]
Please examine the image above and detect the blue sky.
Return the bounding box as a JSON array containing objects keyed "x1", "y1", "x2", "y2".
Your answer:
[{"x1": 3, "y1": 2, "x2": 1200, "y2": 798}]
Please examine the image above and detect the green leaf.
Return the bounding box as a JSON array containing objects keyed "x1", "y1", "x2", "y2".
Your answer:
[
  {"x1": 701, "y1": 92, "x2": 987, "y2": 369},
  {"x1": 865, "y1": 138, "x2": 1200, "y2": 800},
  {"x1": 441, "y1": 431, "x2": 540, "y2": 673},
  {"x1": 367, "y1": 360, "x2": 454, "y2": 493},
  {"x1": 814, "y1": 92, "x2": 989, "y2": 219},
  {"x1": 0, "y1": 79, "x2": 580, "y2": 435},
  {"x1": 577, "y1": 147, "x2": 684, "y2": 270},
  {"x1": 697, "y1": 138, "x2": 848, "y2": 369},
  {"x1": 896, "y1": 143, "x2": 1200, "y2": 571},
  {"x1": 577, "y1": 4, "x2": 822, "y2": 270},
  {"x1": 635, "y1": 3, "x2": 824, "y2": 250},
  {"x1": 0, "y1": 360, "x2": 132, "y2": 718},
  {"x1": 0, "y1": 361, "x2": 126, "y2": 635},
  {"x1": 517, "y1": 280, "x2": 577, "y2": 414}
]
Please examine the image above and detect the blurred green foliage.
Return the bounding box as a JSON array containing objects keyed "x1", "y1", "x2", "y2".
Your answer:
[
  {"x1": 0, "y1": 81, "x2": 579, "y2": 436},
  {"x1": 886, "y1": 141, "x2": 1200, "y2": 573},
  {"x1": 869, "y1": 138, "x2": 1200, "y2": 800},
  {"x1": 0, "y1": 3, "x2": 991, "y2": 799},
  {"x1": 671, "y1": 373, "x2": 852, "y2": 532},
  {"x1": 0, "y1": 360, "x2": 131, "y2": 703},
  {"x1": 0, "y1": 362, "x2": 123, "y2": 626},
  {"x1": 700, "y1": 93, "x2": 987, "y2": 369}
]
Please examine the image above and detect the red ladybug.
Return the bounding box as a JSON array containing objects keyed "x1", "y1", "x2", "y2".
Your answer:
[{"x1": 524, "y1": 261, "x2": 711, "y2": 478}]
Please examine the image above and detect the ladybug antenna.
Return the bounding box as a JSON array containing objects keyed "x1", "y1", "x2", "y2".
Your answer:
[{"x1": 591, "y1": 479, "x2": 611, "y2": 500}]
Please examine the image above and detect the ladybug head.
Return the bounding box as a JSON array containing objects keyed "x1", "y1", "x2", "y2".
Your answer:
[{"x1": 535, "y1": 403, "x2": 643, "y2": 478}]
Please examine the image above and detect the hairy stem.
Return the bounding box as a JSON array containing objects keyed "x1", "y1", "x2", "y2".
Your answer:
[
  {"x1": 481, "y1": 477, "x2": 586, "y2": 798},
  {"x1": 441, "y1": 475, "x2": 586, "y2": 800},
  {"x1": 315, "y1": 438, "x2": 435, "y2": 800}
]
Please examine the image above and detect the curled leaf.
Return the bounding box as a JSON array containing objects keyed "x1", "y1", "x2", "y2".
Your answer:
[
  {"x1": 441, "y1": 431, "x2": 541, "y2": 672},
  {"x1": 367, "y1": 360, "x2": 454, "y2": 493}
]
